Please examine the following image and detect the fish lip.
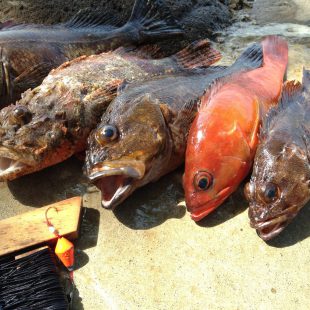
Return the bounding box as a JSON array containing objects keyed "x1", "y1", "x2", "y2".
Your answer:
[
  {"x1": 88, "y1": 165, "x2": 144, "y2": 182},
  {"x1": 189, "y1": 193, "x2": 230, "y2": 222},
  {"x1": 250, "y1": 204, "x2": 301, "y2": 240},
  {"x1": 0, "y1": 150, "x2": 34, "y2": 180},
  {"x1": 100, "y1": 183, "x2": 132, "y2": 210}
]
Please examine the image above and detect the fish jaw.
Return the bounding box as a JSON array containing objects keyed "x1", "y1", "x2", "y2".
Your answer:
[
  {"x1": 0, "y1": 147, "x2": 38, "y2": 180},
  {"x1": 188, "y1": 187, "x2": 233, "y2": 221},
  {"x1": 249, "y1": 204, "x2": 301, "y2": 241},
  {"x1": 87, "y1": 160, "x2": 146, "y2": 209}
]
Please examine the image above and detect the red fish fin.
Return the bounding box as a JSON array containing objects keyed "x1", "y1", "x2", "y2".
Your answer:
[
  {"x1": 127, "y1": 0, "x2": 183, "y2": 39},
  {"x1": 114, "y1": 45, "x2": 164, "y2": 59},
  {"x1": 172, "y1": 39, "x2": 221, "y2": 69},
  {"x1": 64, "y1": 9, "x2": 124, "y2": 29},
  {"x1": 248, "y1": 98, "x2": 260, "y2": 150},
  {"x1": 262, "y1": 35, "x2": 288, "y2": 70},
  {"x1": 302, "y1": 68, "x2": 310, "y2": 91}
]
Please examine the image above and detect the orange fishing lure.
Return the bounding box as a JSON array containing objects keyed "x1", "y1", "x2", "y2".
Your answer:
[{"x1": 183, "y1": 36, "x2": 288, "y2": 221}]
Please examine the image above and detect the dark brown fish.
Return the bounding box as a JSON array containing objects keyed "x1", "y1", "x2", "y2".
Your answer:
[
  {"x1": 0, "y1": 0, "x2": 183, "y2": 108},
  {"x1": 245, "y1": 69, "x2": 310, "y2": 241},
  {"x1": 84, "y1": 42, "x2": 264, "y2": 209},
  {"x1": 0, "y1": 40, "x2": 221, "y2": 180}
]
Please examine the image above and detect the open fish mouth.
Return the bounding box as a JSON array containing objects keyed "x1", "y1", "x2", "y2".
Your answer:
[
  {"x1": 250, "y1": 205, "x2": 300, "y2": 241},
  {"x1": 0, "y1": 155, "x2": 33, "y2": 180},
  {"x1": 88, "y1": 161, "x2": 145, "y2": 209}
]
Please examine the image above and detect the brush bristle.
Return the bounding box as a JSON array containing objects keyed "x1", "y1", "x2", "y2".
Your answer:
[{"x1": 0, "y1": 248, "x2": 69, "y2": 309}]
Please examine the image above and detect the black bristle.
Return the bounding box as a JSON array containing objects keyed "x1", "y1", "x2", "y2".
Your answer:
[{"x1": 0, "y1": 248, "x2": 68, "y2": 310}]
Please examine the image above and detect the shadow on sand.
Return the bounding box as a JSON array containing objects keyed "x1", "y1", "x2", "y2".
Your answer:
[
  {"x1": 196, "y1": 186, "x2": 248, "y2": 228},
  {"x1": 113, "y1": 168, "x2": 186, "y2": 230},
  {"x1": 266, "y1": 203, "x2": 310, "y2": 248},
  {"x1": 7, "y1": 157, "x2": 88, "y2": 207}
]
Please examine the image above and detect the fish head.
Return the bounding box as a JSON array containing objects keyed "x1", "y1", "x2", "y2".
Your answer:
[
  {"x1": 85, "y1": 93, "x2": 172, "y2": 209},
  {"x1": 0, "y1": 103, "x2": 70, "y2": 180},
  {"x1": 245, "y1": 139, "x2": 310, "y2": 240},
  {"x1": 184, "y1": 112, "x2": 252, "y2": 221}
]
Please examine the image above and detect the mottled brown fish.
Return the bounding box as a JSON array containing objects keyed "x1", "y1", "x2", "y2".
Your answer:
[
  {"x1": 245, "y1": 69, "x2": 310, "y2": 241},
  {"x1": 0, "y1": 39, "x2": 221, "y2": 180},
  {"x1": 84, "y1": 42, "x2": 264, "y2": 209},
  {"x1": 0, "y1": 0, "x2": 183, "y2": 108}
]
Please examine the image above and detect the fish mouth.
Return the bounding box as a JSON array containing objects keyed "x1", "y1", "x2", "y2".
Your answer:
[
  {"x1": 250, "y1": 205, "x2": 301, "y2": 241},
  {"x1": 88, "y1": 161, "x2": 145, "y2": 209},
  {"x1": 0, "y1": 152, "x2": 34, "y2": 181},
  {"x1": 188, "y1": 187, "x2": 232, "y2": 222}
]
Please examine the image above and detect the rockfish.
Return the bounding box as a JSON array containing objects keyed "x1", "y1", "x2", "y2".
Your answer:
[
  {"x1": 245, "y1": 69, "x2": 310, "y2": 240},
  {"x1": 84, "y1": 42, "x2": 264, "y2": 209},
  {"x1": 0, "y1": 0, "x2": 183, "y2": 108},
  {"x1": 183, "y1": 36, "x2": 288, "y2": 222},
  {"x1": 0, "y1": 40, "x2": 220, "y2": 180}
]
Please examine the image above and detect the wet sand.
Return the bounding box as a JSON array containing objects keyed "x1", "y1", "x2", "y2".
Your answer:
[{"x1": 0, "y1": 0, "x2": 310, "y2": 309}]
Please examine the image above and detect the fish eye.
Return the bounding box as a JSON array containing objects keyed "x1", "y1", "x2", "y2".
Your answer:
[
  {"x1": 194, "y1": 171, "x2": 213, "y2": 191},
  {"x1": 11, "y1": 106, "x2": 32, "y2": 124},
  {"x1": 262, "y1": 182, "x2": 280, "y2": 203},
  {"x1": 95, "y1": 124, "x2": 118, "y2": 145}
]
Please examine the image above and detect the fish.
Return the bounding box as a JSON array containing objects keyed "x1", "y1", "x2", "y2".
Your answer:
[
  {"x1": 84, "y1": 42, "x2": 264, "y2": 209},
  {"x1": 183, "y1": 35, "x2": 289, "y2": 222},
  {"x1": 0, "y1": 0, "x2": 183, "y2": 108},
  {"x1": 244, "y1": 69, "x2": 310, "y2": 241},
  {"x1": 0, "y1": 39, "x2": 221, "y2": 181}
]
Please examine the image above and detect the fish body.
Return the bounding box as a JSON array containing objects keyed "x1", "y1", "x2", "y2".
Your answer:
[
  {"x1": 0, "y1": 40, "x2": 220, "y2": 180},
  {"x1": 183, "y1": 36, "x2": 288, "y2": 222},
  {"x1": 245, "y1": 69, "x2": 310, "y2": 240},
  {"x1": 84, "y1": 42, "x2": 264, "y2": 209},
  {"x1": 0, "y1": 0, "x2": 183, "y2": 108}
]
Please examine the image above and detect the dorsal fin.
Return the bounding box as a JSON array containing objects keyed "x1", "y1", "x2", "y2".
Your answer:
[
  {"x1": 64, "y1": 8, "x2": 124, "y2": 29},
  {"x1": 172, "y1": 39, "x2": 221, "y2": 69},
  {"x1": 302, "y1": 68, "x2": 310, "y2": 91},
  {"x1": 260, "y1": 80, "x2": 302, "y2": 140}
]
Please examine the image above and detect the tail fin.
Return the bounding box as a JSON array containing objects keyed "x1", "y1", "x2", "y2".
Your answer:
[
  {"x1": 172, "y1": 40, "x2": 221, "y2": 69},
  {"x1": 302, "y1": 68, "x2": 310, "y2": 91},
  {"x1": 127, "y1": 0, "x2": 184, "y2": 41},
  {"x1": 262, "y1": 35, "x2": 288, "y2": 69}
]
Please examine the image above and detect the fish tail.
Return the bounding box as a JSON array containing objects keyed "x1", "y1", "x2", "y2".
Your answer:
[
  {"x1": 127, "y1": 0, "x2": 184, "y2": 41},
  {"x1": 262, "y1": 35, "x2": 288, "y2": 72},
  {"x1": 172, "y1": 39, "x2": 221, "y2": 69}
]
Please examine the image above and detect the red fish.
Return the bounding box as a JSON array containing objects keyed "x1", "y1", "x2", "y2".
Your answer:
[{"x1": 183, "y1": 36, "x2": 288, "y2": 221}]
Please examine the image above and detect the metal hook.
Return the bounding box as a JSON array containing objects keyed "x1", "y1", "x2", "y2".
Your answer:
[{"x1": 45, "y1": 206, "x2": 60, "y2": 237}]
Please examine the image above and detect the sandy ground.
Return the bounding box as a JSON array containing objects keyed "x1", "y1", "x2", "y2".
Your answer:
[{"x1": 0, "y1": 0, "x2": 309, "y2": 309}]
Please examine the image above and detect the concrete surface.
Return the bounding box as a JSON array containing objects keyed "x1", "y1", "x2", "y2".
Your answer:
[{"x1": 0, "y1": 0, "x2": 309, "y2": 309}]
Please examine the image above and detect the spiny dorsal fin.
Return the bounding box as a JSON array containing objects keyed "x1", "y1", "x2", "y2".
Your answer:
[
  {"x1": 302, "y1": 68, "x2": 310, "y2": 91},
  {"x1": 260, "y1": 80, "x2": 302, "y2": 140},
  {"x1": 172, "y1": 39, "x2": 221, "y2": 69},
  {"x1": 64, "y1": 9, "x2": 124, "y2": 29}
]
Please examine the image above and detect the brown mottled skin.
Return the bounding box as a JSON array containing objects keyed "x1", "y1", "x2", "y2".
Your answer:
[
  {"x1": 0, "y1": 0, "x2": 183, "y2": 108},
  {"x1": 84, "y1": 42, "x2": 265, "y2": 209},
  {"x1": 245, "y1": 70, "x2": 310, "y2": 241},
  {"x1": 0, "y1": 40, "x2": 221, "y2": 180}
]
